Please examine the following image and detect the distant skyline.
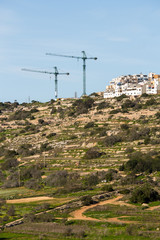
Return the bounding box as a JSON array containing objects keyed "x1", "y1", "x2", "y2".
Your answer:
[{"x1": 1, "y1": 0, "x2": 160, "y2": 102}]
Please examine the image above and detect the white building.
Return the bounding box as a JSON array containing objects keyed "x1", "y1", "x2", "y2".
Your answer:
[{"x1": 104, "y1": 73, "x2": 160, "y2": 98}]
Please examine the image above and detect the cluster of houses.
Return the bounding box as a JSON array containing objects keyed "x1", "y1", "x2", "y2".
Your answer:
[{"x1": 104, "y1": 72, "x2": 160, "y2": 98}]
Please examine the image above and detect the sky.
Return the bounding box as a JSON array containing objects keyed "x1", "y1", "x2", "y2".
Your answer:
[{"x1": 1, "y1": 0, "x2": 160, "y2": 102}]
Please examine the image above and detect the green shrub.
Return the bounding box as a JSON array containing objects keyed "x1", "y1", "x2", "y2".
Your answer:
[
  {"x1": 2, "y1": 171, "x2": 19, "y2": 188},
  {"x1": 145, "y1": 97, "x2": 156, "y2": 106},
  {"x1": 9, "y1": 110, "x2": 32, "y2": 120},
  {"x1": 45, "y1": 170, "x2": 68, "y2": 187},
  {"x1": 130, "y1": 184, "x2": 160, "y2": 203},
  {"x1": 1, "y1": 158, "x2": 19, "y2": 170},
  {"x1": 105, "y1": 172, "x2": 113, "y2": 182},
  {"x1": 122, "y1": 99, "x2": 136, "y2": 109},
  {"x1": 50, "y1": 107, "x2": 57, "y2": 114},
  {"x1": 109, "y1": 109, "x2": 121, "y2": 114},
  {"x1": 17, "y1": 144, "x2": 35, "y2": 157},
  {"x1": 121, "y1": 123, "x2": 129, "y2": 130},
  {"x1": 125, "y1": 147, "x2": 134, "y2": 153},
  {"x1": 97, "y1": 101, "x2": 110, "y2": 110},
  {"x1": 84, "y1": 173, "x2": 99, "y2": 186},
  {"x1": 70, "y1": 97, "x2": 95, "y2": 116},
  {"x1": 104, "y1": 134, "x2": 122, "y2": 147},
  {"x1": 46, "y1": 132, "x2": 57, "y2": 139},
  {"x1": 24, "y1": 179, "x2": 42, "y2": 190},
  {"x1": 101, "y1": 184, "x2": 114, "y2": 192},
  {"x1": 81, "y1": 195, "x2": 94, "y2": 206},
  {"x1": 141, "y1": 93, "x2": 149, "y2": 98},
  {"x1": 84, "y1": 148, "x2": 104, "y2": 159},
  {"x1": 84, "y1": 122, "x2": 95, "y2": 129},
  {"x1": 120, "y1": 151, "x2": 160, "y2": 173},
  {"x1": 116, "y1": 94, "x2": 127, "y2": 101},
  {"x1": 40, "y1": 143, "x2": 52, "y2": 152},
  {"x1": 155, "y1": 111, "x2": 160, "y2": 119}
]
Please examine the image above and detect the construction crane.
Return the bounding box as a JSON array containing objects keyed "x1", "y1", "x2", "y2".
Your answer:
[
  {"x1": 46, "y1": 51, "x2": 97, "y2": 96},
  {"x1": 21, "y1": 67, "x2": 69, "y2": 100}
]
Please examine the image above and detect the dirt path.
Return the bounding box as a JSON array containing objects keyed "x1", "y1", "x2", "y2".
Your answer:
[
  {"x1": 69, "y1": 195, "x2": 137, "y2": 224},
  {"x1": 6, "y1": 196, "x2": 54, "y2": 204},
  {"x1": 147, "y1": 205, "x2": 160, "y2": 211}
]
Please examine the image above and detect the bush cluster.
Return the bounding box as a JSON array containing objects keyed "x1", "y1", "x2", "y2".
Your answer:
[
  {"x1": 9, "y1": 110, "x2": 32, "y2": 120},
  {"x1": 120, "y1": 151, "x2": 160, "y2": 173},
  {"x1": 130, "y1": 184, "x2": 160, "y2": 203},
  {"x1": 68, "y1": 97, "x2": 94, "y2": 116},
  {"x1": 84, "y1": 147, "x2": 105, "y2": 159}
]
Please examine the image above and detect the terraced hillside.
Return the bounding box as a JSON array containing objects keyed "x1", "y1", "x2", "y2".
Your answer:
[{"x1": 0, "y1": 93, "x2": 160, "y2": 240}]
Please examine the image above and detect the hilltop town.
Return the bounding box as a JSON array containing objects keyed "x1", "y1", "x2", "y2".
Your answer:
[{"x1": 104, "y1": 72, "x2": 160, "y2": 98}]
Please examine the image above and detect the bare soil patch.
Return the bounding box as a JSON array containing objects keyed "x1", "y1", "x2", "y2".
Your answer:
[{"x1": 6, "y1": 196, "x2": 54, "y2": 204}]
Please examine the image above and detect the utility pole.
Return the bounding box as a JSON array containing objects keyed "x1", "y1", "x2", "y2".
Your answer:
[
  {"x1": 44, "y1": 152, "x2": 46, "y2": 168},
  {"x1": 46, "y1": 51, "x2": 97, "y2": 96},
  {"x1": 18, "y1": 168, "x2": 20, "y2": 187},
  {"x1": 22, "y1": 67, "x2": 69, "y2": 100}
]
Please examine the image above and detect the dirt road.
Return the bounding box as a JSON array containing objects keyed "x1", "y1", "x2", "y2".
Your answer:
[{"x1": 68, "y1": 195, "x2": 137, "y2": 224}]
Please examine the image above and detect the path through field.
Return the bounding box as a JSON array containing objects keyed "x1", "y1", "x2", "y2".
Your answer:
[{"x1": 68, "y1": 195, "x2": 137, "y2": 224}]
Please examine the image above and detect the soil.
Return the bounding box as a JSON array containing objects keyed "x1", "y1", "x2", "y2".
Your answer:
[{"x1": 6, "y1": 196, "x2": 54, "y2": 204}]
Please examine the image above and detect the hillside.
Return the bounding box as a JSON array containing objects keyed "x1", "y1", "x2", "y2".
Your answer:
[{"x1": 0, "y1": 93, "x2": 160, "y2": 240}]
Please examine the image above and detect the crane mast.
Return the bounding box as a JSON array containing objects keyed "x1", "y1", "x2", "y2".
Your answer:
[
  {"x1": 21, "y1": 67, "x2": 69, "y2": 100},
  {"x1": 46, "y1": 51, "x2": 97, "y2": 96}
]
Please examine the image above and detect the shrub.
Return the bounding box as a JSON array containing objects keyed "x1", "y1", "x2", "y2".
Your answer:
[
  {"x1": 38, "y1": 119, "x2": 44, "y2": 124},
  {"x1": 71, "y1": 97, "x2": 95, "y2": 116},
  {"x1": 30, "y1": 108, "x2": 39, "y2": 113},
  {"x1": 46, "y1": 133, "x2": 57, "y2": 139},
  {"x1": 50, "y1": 107, "x2": 57, "y2": 114},
  {"x1": 145, "y1": 97, "x2": 156, "y2": 106},
  {"x1": 81, "y1": 195, "x2": 94, "y2": 206},
  {"x1": 141, "y1": 93, "x2": 149, "y2": 98},
  {"x1": 2, "y1": 172, "x2": 19, "y2": 188},
  {"x1": 7, "y1": 205, "x2": 15, "y2": 216},
  {"x1": 4, "y1": 150, "x2": 17, "y2": 158},
  {"x1": 84, "y1": 122, "x2": 95, "y2": 129},
  {"x1": 120, "y1": 151, "x2": 160, "y2": 173},
  {"x1": 9, "y1": 110, "x2": 31, "y2": 120},
  {"x1": 130, "y1": 184, "x2": 160, "y2": 203},
  {"x1": 101, "y1": 185, "x2": 114, "y2": 192},
  {"x1": 105, "y1": 172, "x2": 113, "y2": 182},
  {"x1": 109, "y1": 109, "x2": 121, "y2": 114},
  {"x1": 125, "y1": 147, "x2": 134, "y2": 153},
  {"x1": 121, "y1": 123, "x2": 129, "y2": 130},
  {"x1": 45, "y1": 170, "x2": 68, "y2": 187},
  {"x1": 24, "y1": 179, "x2": 42, "y2": 190},
  {"x1": 119, "y1": 189, "x2": 130, "y2": 194},
  {"x1": 155, "y1": 111, "x2": 160, "y2": 119},
  {"x1": 20, "y1": 165, "x2": 42, "y2": 181},
  {"x1": 84, "y1": 148, "x2": 104, "y2": 159},
  {"x1": 122, "y1": 99, "x2": 136, "y2": 109},
  {"x1": 84, "y1": 173, "x2": 99, "y2": 186},
  {"x1": 97, "y1": 101, "x2": 110, "y2": 110},
  {"x1": 40, "y1": 143, "x2": 52, "y2": 152},
  {"x1": 1, "y1": 158, "x2": 19, "y2": 170},
  {"x1": 17, "y1": 144, "x2": 35, "y2": 157},
  {"x1": 116, "y1": 94, "x2": 127, "y2": 101},
  {"x1": 104, "y1": 134, "x2": 122, "y2": 147}
]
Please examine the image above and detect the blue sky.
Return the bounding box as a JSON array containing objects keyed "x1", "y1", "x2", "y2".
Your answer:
[{"x1": 1, "y1": 0, "x2": 160, "y2": 102}]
